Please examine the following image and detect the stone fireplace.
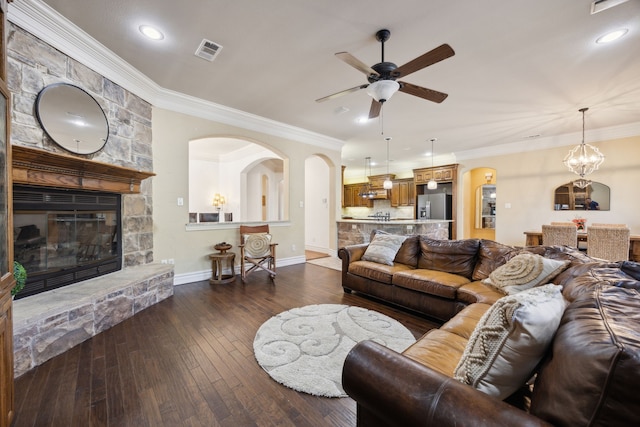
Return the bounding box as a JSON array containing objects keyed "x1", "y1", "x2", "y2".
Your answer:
[{"x1": 7, "y1": 23, "x2": 173, "y2": 377}]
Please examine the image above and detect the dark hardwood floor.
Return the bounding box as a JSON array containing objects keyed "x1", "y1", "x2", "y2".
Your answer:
[{"x1": 13, "y1": 263, "x2": 439, "y2": 427}]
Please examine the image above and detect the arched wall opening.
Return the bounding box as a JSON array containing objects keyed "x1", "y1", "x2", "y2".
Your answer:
[
  {"x1": 188, "y1": 136, "x2": 287, "y2": 223},
  {"x1": 464, "y1": 167, "x2": 497, "y2": 240}
]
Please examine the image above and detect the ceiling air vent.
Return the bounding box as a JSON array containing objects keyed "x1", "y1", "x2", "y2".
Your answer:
[
  {"x1": 195, "y1": 39, "x2": 223, "y2": 62},
  {"x1": 591, "y1": 0, "x2": 630, "y2": 14}
]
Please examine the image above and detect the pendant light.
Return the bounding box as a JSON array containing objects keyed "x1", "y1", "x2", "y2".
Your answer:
[
  {"x1": 358, "y1": 157, "x2": 376, "y2": 198},
  {"x1": 427, "y1": 138, "x2": 438, "y2": 190},
  {"x1": 383, "y1": 137, "x2": 393, "y2": 190},
  {"x1": 563, "y1": 107, "x2": 604, "y2": 189}
]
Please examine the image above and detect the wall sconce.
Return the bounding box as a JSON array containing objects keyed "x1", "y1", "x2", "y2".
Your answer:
[
  {"x1": 212, "y1": 193, "x2": 226, "y2": 212},
  {"x1": 485, "y1": 172, "x2": 493, "y2": 183}
]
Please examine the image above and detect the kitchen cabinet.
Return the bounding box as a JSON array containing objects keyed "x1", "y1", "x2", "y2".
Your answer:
[
  {"x1": 413, "y1": 165, "x2": 456, "y2": 184},
  {"x1": 367, "y1": 174, "x2": 395, "y2": 189},
  {"x1": 343, "y1": 183, "x2": 372, "y2": 208},
  {"x1": 391, "y1": 179, "x2": 415, "y2": 207}
]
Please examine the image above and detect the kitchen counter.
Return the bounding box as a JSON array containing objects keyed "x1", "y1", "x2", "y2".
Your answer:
[
  {"x1": 337, "y1": 218, "x2": 451, "y2": 248},
  {"x1": 339, "y1": 218, "x2": 452, "y2": 224}
]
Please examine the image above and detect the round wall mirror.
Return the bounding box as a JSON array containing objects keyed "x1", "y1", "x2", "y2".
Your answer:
[{"x1": 35, "y1": 83, "x2": 109, "y2": 154}]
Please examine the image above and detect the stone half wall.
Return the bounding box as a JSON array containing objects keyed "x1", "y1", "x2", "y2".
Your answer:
[
  {"x1": 337, "y1": 220, "x2": 450, "y2": 248},
  {"x1": 7, "y1": 23, "x2": 154, "y2": 267},
  {"x1": 12, "y1": 264, "x2": 174, "y2": 377}
]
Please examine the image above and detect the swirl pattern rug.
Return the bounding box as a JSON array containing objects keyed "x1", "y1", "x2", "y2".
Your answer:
[{"x1": 253, "y1": 304, "x2": 416, "y2": 397}]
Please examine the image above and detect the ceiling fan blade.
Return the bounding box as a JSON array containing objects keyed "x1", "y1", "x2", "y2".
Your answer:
[
  {"x1": 368, "y1": 99, "x2": 382, "y2": 119},
  {"x1": 394, "y1": 44, "x2": 455, "y2": 78},
  {"x1": 336, "y1": 52, "x2": 378, "y2": 76},
  {"x1": 399, "y1": 82, "x2": 448, "y2": 103},
  {"x1": 315, "y1": 84, "x2": 368, "y2": 103}
]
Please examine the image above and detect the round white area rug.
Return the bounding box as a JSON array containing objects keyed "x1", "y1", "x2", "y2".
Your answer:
[{"x1": 253, "y1": 304, "x2": 416, "y2": 397}]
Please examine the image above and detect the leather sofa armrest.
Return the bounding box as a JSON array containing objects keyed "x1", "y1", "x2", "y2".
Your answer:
[
  {"x1": 343, "y1": 341, "x2": 551, "y2": 427},
  {"x1": 338, "y1": 243, "x2": 368, "y2": 266}
]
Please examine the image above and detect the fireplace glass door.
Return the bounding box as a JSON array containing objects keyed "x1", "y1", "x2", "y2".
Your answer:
[
  {"x1": 15, "y1": 211, "x2": 118, "y2": 273},
  {"x1": 13, "y1": 186, "x2": 122, "y2": 298}
]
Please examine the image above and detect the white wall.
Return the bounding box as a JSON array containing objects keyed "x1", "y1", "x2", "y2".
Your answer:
[
  {"x1": 189, "y1": 158, "x2": 220, "y2": 213},
  {"x1": 152, "y1": 108, "x2": 341, "y2": 280},
  {"x1": 305, "y1": 156, "x2": 330, "y2": 254}
]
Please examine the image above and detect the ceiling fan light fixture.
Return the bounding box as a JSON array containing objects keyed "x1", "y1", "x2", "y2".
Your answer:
[{"x1": 366, "y1": 80, "x2": 400, "y2": 102}]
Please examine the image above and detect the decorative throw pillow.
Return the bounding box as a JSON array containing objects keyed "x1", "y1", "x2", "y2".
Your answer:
[
  {"x1": 361, "y1": 234, "x2": 407, "y2": 266},
  {"x1": 484, "y1": 253, "x2": 570, "y2": 294},
  {"x1": 243, "y1": 233, "x2": 272, "y2": 258},
  {"x1": 453, "y1": 284, "x2": 566, "y2": 400}
]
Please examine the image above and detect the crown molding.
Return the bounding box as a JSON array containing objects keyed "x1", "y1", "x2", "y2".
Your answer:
[{"x1": 7, "y1": 0, "x2": 344, "y2": 151}]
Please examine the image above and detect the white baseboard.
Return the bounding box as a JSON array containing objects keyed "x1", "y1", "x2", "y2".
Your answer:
[{"x1": 174, "y1": 255, "x2": 307, "y2": 285}]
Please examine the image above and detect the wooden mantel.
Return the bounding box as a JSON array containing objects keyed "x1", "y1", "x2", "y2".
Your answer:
[{"x1": 12, "y1": 145, "x2": 155, "y2": 194}]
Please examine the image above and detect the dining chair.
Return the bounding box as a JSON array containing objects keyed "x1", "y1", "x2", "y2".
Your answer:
[
  {"x1": 551, "y1": 222, "x2": 575, "y2": 226},
  {"x1": 590, "y1": 223, "x2": 627, "y2": 228},
  {"x1": 239, "y1": 224, "x2": 278, "y2": 282},
  {"x1": 542, "y1": 224, "x2": 578, "y2": 247},
  {"x1": 587, "y1": 226, "x2": 630, "y2": 262}
]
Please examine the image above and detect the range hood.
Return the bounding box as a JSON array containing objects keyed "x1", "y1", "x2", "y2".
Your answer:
[{"x1": 369, "y1": 189, "x2": 389, "y2": 199}]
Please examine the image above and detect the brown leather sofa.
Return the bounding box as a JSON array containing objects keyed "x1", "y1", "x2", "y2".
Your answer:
[
  {"x1": 338, "y1": 235, "x2": 591, "y2": 322},
  {"x1": 339, "y1": 236, "x2": 640, "y2": 427}
]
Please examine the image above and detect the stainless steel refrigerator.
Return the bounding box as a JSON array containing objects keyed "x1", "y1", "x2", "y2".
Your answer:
[{"x1": 417, "y1": 193, "x2": 452, "y2": 220}]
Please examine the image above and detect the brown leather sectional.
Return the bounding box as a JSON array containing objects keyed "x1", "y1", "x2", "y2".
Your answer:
[{"x1": 338, "y1": 236, "x2": 640, "y2": 427}]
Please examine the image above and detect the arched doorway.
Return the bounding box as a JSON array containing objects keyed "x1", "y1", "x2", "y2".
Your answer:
[{"x1": 465, "y1": 167, "x2": 496, "y2": 240}]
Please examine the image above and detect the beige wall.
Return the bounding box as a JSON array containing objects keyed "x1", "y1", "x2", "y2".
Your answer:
[
  {"x1": 152, "y1": 108, "x2": 341, "y2": 281},
  {"x1": 459, "y1": 136, "x2": 640, "y2": 246}
]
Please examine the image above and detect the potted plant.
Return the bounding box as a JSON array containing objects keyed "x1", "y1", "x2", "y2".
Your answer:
[{"x1": 12, "y1": 261, "x2": 27, "y2": 298}]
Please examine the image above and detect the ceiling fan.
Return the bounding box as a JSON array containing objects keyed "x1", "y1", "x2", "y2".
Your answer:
[{"x1": 316, "y1": 29, "x2": 455, "y2": 119}]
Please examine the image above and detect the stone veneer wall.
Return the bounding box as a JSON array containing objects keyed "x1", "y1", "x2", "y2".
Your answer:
[
  {"x1": 337, "y1": 220, "x2": 450, "y2": 248},
  {"x1": 6, "y1": 23, "x2": 154, "y2": 266}
]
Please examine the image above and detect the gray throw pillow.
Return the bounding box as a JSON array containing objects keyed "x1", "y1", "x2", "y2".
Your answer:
[{"x1": 362, "y1": 234, "x2": 407, "y2": 266}]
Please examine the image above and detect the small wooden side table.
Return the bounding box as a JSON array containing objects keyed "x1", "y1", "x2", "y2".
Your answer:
[{"x1": 209, "y1": 252, "x2": 236, "y2": 284}]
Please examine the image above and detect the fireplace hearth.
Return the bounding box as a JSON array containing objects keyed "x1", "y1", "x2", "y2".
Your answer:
[{"x1": 13, "y1": 185, "x2": 122, "y2": 299}]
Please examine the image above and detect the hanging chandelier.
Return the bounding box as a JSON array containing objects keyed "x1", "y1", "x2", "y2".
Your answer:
[
  {"x1": 563, "y1": 107, "x2": 604, "y2": 189},
  {"x1": 383, "y1": 137, "x2": 393, "y2": 190},
  {"x1": 358, "y1": 157, "x2": 377, "y2": 198},
  {"x1": 427, "y1": 138, "x2": 438, "y2": 190}
]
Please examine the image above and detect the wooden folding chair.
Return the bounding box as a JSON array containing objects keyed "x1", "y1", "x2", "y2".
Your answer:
[{"x1": 239, "y1": 224, "x2": 277, "y2": 282}]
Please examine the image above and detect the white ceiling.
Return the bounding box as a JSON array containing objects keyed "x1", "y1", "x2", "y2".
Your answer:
[{"x1": 32, "y1": 0, "x2": 640, "y2": 179}]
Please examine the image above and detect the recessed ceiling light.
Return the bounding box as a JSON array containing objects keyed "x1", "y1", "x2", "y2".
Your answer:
[
  {"x1": 356, "y1": 116, "x2": 369, "y2": 124},
  {"x1": 596, "y1": 29, "x2": 628, "y2": 44},
  {"x1": 139, "y1": 25, "x2": 164, "y2": 41}
]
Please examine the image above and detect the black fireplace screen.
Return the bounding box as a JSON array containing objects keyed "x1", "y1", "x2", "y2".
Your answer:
[{"x1": 13, "y1": 185, "x2": 122, "y2": 299}]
